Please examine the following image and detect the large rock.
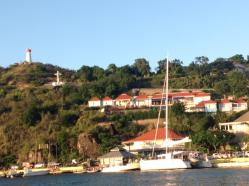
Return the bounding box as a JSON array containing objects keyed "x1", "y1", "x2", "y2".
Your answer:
[{"x1": 77, "y1": 133, "x2": 99, "y2": 159}]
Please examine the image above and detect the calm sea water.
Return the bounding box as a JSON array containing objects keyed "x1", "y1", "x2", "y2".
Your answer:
[{"x1": 1, "y1": 168, "x2": 249, "y2": 186}]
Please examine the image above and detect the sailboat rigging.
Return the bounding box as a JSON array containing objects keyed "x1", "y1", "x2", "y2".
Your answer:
[{"x1": 140, "y1": 56, "x2": 191, "y2": 171}]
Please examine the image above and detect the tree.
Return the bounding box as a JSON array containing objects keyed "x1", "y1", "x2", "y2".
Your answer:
[
  {"x1": 214, "y1": 80, "x2": 231, "y2": 97},
  {"x1": 228, "y1": 54, "x2": 245, "y2": 64},
  {"x1": 227, "y1": 71, "x2": 248, "y2": 98},
  {"x1": 132, "y1": 58, "x2": 151, "y2": 77},
  {"x1": 22, "y1": 104, "x2": 41, "y2": 126},
  {"x1": 106, "y1": 63, "x2": 117, "y2": 74},
  {"x1": 77, "y1": 65, "x2": 93, "y2": 81},
  {"x1": 157, "y1": 59, "x2": 166, "y2": 74},
  {"x1": 169, "y1": 59, "x2": 185, "y2": 78},
  {"x1": 92, "y1": 66, "x2": 104, "y2": 80},
  {"x1": 171, "y1": 102, "x2": 185, "y2": 116},
  {"x1": 194, "y1": 56, "x2": 209, "y2": 65}
]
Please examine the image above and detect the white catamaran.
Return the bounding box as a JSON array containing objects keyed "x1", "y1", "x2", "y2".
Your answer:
[{"x1": 140, "y1": 56, "x2": 191, "y2": 171}]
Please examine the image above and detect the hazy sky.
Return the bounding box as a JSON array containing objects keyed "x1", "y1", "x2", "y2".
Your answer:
[{"x1": 1, "y1": 0, "x2": 249, "y2": 71}]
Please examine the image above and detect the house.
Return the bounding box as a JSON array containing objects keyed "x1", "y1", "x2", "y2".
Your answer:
[
  {"x1": 219, "y1": 111, "x2": 249, "y2": 135},
  {"x1": 193, "y1": 92, "x2": 211, "y2": 106},
  {"x1": 115, "y1": 93, "x2": 132, "y2": 108},
  {"x1": 98, "y1": 148, "x2": 135, "y2": 167},
  {"x1": 151, "y1": 93, "x2": 167, "y2": 107},
  {"x1": 102, "y1": 96, "x2": 114, "y2": 107},
  {"x1": 232, "y1": 99, "x2": 248, "y2": 112},
  {"x1": 195, "y1": 100, "x2": 217, "y2": 112},
  {"x1": 134, "y1": 94, "x2": 151, "y2": 107},
  {"x1": 218, "y1": 99, "x2": 233, "y2": 112},
  {"x1": 122, "y1": 128, "x2": 191, "y2": 155},
  {"x1": 88, "y1": 97, "x2": 102, "y2": 107}
]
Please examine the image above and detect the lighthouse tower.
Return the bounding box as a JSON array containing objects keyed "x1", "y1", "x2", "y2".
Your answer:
[{"x1": 26, "y1": 48, "x2": 32, "y2": 64}]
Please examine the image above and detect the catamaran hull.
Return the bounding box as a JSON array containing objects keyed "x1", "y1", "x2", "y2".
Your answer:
[{"x1": 140, "y1": 159, "x2": 191, "y2": 171}]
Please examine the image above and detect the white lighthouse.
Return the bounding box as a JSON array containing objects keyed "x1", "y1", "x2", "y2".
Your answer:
[{"x1": 26, "y1": 48, "x2": 32, "y2": 64}]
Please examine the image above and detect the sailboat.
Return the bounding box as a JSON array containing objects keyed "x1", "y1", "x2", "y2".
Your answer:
[{"x1": 140, "y1": 57, "x2": 191, "y2": 171}]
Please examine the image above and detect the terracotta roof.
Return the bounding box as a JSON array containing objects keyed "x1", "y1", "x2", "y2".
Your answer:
[
  {"x1": 123, "y1": 128, "x2": 183, "y2": 144},
  {"x1": 115, "y1": 93, "x2": 131, "y2": 100},
  {"x1": 89, "y1": 96, "x2": 100, "y2": 101},
  {"x1": 196, "y1": 100, "x2": 217, "y2": 107},
  {"x1": 219, "y1": 99, "x2": 231, "y2": 104},
  {"x1": 195, "y1": 92, "x2": 210, "y2": 97},
  {"x1": 103, "y1": 96, "x2": 113, "y2": 101},
  {"x1": 235, "y1": 99, "x2": 247, "y2": 103},
  {"x1": 170, "y1": 92, "x2": 194, "y2": 97},
  {"x1": 152, "y1": 94, "x2": 167, "y2": 99},
  {"x1": 136, "y1": 94, "x2": 149, "y2": 100}
]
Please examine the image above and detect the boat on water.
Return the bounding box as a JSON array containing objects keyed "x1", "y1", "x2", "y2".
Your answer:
[
  {"x1": 23, "y1": 168, "x2": 49, "y2": 177},
  {"x1": 189, "y1": 152, "x2": 212, "y2": 168},
  {"x1": 140, "y1": 56, "x2": 192, "y2": 171},
  {"x1": 6, "y1": 168, "x2": 23, "y2": 178}
]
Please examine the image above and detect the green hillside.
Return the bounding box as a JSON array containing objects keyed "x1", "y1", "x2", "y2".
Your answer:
[{"x1": 0, "y1": 54, "x2": 249, "y2": 167}]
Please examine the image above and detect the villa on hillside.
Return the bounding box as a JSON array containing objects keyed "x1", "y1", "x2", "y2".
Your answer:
[
  {"x1": 87, "y1": 91, "x2": 248, "y2": 113},
  {"x1": 115, "y1": 93, "x2": 132, "y2": 108},
  {"x1": 150, "y1": 91, "x2": 211, "y2": 112},
  {"x1": 219, "y1": 111, "x2": 249, "y2": 135},
  {"x1": 88, "y1": 97, "x2": 102, "y2": 107},
  {"x1": 102, "y1": 96, "x2": 114, "y2": 107},
  {"x1": 122, "y1": 128, "x2": 191, "y2": 155},
  {"x1": 134, "y1": 94, "x2": 152, "y2": 108},
  {"x1": 195, "y1": 100, "x2": 217, "y2": 112}
]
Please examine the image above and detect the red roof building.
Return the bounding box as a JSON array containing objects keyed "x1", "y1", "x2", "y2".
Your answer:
[
  {"x1": 123, "y1": 128, "x2": 184, "y2": 144},
  {"x1": 115, "y1": 93, "x2": 131, "y2": 100},
  {"x1": 102, "y1": 96, "x2": 114, "y2": 106},
  {"x1": 115, "y1": 93, "x2": 132, "y2": 108},
  {"x1": 88, "y1": 97, "x2": 102, "y2": 107}
]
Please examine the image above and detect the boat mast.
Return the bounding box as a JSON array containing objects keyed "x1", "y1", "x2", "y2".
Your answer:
[{"x1": 165, "y1": 56, "x2": 169, "y2": 154}]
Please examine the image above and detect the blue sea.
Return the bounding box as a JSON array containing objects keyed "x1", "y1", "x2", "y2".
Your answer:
[{"x1": 1, "y1": 168, "x2": 249, "y2": 186}]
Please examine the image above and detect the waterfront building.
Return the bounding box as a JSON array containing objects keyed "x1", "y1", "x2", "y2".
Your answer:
[
  {"x1": 98, "y1": 148, "x2": 135, "y2": 167},
  {"x1": 122, "y1": 128, "x2": 190, "y2": 155}
]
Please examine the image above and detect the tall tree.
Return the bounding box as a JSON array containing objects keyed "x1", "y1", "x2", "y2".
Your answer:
[{"x1": 132, "y1": 58, "x2": 151, "y2": 77}]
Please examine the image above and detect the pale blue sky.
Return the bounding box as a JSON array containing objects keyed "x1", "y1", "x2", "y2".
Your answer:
[{"x1": 1, "y1": 0, "x2": 249, "y2": 71}]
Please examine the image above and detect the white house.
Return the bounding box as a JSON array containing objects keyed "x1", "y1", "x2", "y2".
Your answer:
[
  {"x1": 195, "y1": 100, "x2": 217, "y2": 112},
  {"x1": 232, "y1": 99, "x2": 248, "y2": 112},
  {"x1": 102, "y1": 96, "x2": 114, "y2": 107},
  {"x1": 134, "y1": 94, "x2": 151, "y2": 107},
  {"x1": 115, "y1": 93, "x2": 132, "y2": 108},
  {"x1": 219, "y1": 111, "x2": 249, "y2": 135},
  {"x1": 218, "y1": 99, "x2": 233, "y2": 112},
  {"x1": 88, "y1": 97, "x2": 102, "y2": 107},
  {"x1": 193, "y1": 92, "x2": 211, "y2": 105}
]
